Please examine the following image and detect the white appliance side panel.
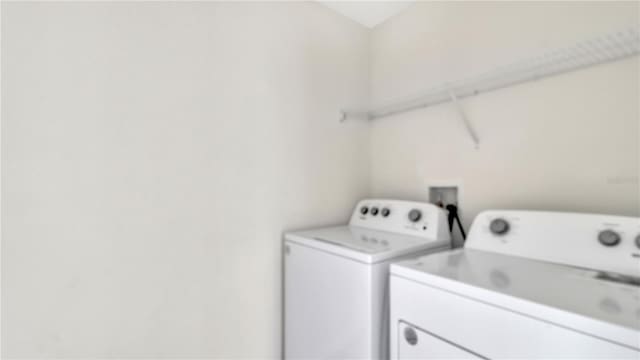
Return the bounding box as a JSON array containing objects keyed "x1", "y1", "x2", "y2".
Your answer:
[
  {"x1": 284, "y1": 241, "x2": 372, "y2": 359},
  {"x1": 390, "y1": 276, "x2": 640, "y2": 359},
  {"x1": 398, "y1": 322, "x2": 482, "y2": 359},
  {"x1": 371, "y1": 261, "x2": 390, "y2": 360}
]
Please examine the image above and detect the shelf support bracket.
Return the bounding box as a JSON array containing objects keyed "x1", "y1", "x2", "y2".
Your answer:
[{"x1": 448, "y1": 90, "x2": 479, "y2": 149}]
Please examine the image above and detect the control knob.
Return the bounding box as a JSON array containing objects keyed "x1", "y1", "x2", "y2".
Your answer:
[
  {"x1": 370, "y1": 207, "x2": 379, "y2": 216},
  {"x1": 404, "y1": 326, "x2": 418, "y2": 346},
  {"x1": 381, "y1": 208, "x2": 391, "y2": 217},
  {"x1": 408, "y1": 209, "x2": 422, "y2": 223},
  {"x1": 636, "y1": 234, "x2": 640, "y2": 249},
  {"x1": 489, "y1": 218, "x2": 510, "y2": 235},
  {"x1": 598, "y1": 230, "x2": 621, "y2": 247},
  {"x1": 360, "y1": 206, "x2": 368, "y2": 215}
]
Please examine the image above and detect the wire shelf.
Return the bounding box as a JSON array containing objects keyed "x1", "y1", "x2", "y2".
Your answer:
[{"x1": 342, "y1": 26, "x2": 640, "y2": 122}]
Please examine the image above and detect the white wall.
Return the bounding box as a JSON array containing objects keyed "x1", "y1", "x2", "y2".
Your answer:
[
  {"x1": 369, "y1": 1, "x2": 640, "y2": 244},
  {"x1": 1, "y1": 2, "x2": 369, "y2": 358},
  {"x1": 3, "y1": 1, "x2": 640, "y2": 358}
]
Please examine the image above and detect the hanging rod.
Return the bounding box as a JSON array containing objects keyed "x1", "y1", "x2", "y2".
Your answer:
[{"x1": 341, "y1": 26, "x2": 640, "y2": 122}]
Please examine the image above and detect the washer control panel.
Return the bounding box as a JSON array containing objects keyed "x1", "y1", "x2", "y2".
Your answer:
[
  {"x1": 350, "y1": 199, "x2": 450, "y2": 241},
  {"x1": 466, "y1": 210, "x2": 640, "y2": 278}
]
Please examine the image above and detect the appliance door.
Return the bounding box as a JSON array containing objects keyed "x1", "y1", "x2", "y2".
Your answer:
[
  {"x1": 390, "y1": 275, "x2": 640, "y2": 359},
  {"x1": 398, "y1": 321, "x2": 483, "y2": 359},
  {"x1": 284, "y1": 240, "x2": 372, "y2": 359}
]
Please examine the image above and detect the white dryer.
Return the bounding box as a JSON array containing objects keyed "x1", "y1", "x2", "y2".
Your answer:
[
  {"x1": 390, "y1": 210, "x2": 640, "y2": 359},
  {"x1": 284, "y1": 199, "x2": 451, "y2": 360}
]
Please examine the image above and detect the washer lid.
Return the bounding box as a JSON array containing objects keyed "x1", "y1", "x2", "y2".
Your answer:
[
  {"x1": 391, "y1": 249, "x2": 640, "y2": 348},
  {"x1": 285, "y1": 226, "x2": 449, "y2": 264}
]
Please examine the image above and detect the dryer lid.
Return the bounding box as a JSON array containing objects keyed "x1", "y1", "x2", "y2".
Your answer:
[{"x1": 391, "y1": 249, "x2": 640, "y2": 333}]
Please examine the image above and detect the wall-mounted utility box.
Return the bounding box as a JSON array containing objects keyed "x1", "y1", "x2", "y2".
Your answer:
[
  {"x1": 428, "y1": 184, "x2": 464, "y2": 248},
  {"x1": 429, "y1": 186, "x2": 458, "y2": 207}
]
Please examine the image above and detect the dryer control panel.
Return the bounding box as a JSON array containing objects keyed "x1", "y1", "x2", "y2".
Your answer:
[
  {"x1": 350, "y1": 199, "x2": 450, "y2": 242},
  {"x1": 466, "y1": 210, "x2": 640, "y2": 278}
]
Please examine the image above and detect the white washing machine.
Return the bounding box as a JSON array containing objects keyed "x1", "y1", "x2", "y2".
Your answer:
[
  {"x1": 284, "y1": 199, "x2": 451, "y2": 360},
  {"x1": 390, "y1": 210, "x2": 640, "y2": 359}
]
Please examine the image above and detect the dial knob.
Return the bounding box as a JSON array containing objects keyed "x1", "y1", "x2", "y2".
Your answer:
[
  {"x1": 404, "y1": 326, "x2": 418, "y2": 346},
  {"x1": 636, "y1": 234, "x2": 640, "y2": 249},
  {"x1": 408, "y1": 209, "x2": 422, "y2": 222},
  {"x1": 370, "y1": 207, "x2": 379, "y2": 216},
  {"x1": 598, "y1": 230, "x2": 621, "y2": 247},
  {"x1": 381, "y1": 208, "x2": 391, "y2": 217},
  {"x1": 360, "y1": 206, "x2": 368, "y2": 215},
  {"x1": 489, "y1": 218, "x2": 510, "y2": 235}
]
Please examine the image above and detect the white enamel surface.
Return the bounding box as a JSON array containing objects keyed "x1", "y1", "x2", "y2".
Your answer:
[
  {"x1": 397, "y1": 322, "x2": 482, "y2": 359},
  {"x1": 391, "y1": 273, "x2": 640, "y2": 359},
  {"x1": 286, "y1": 226, "x2": 449, "y2": 264},
  {"x1": 284, "y1": 239, "x2": 448, "y2": 359},
  {"x1": 393, "y1": 249, "x2": 640, "y2": 336},
  {"x1": 389, "y1": 210, "x2": 640, "y2": 359},
  {"x1": 285, "y1": 241, "x2": 372, "y2": 359},
  {"x1": 284, "y1": 199, "x2": 450, "y2": 359},
  {"x1": 466, "y1": 210, "x2": 640, "y2": 277}
]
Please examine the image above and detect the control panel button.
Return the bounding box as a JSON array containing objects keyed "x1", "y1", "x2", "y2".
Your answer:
[
  {"x1": 489, "y1": 218, "x2": 510, "y2": 235},
  {"x1": 381, "y1": 208, "x2": 390, "y2": 217},
  {"x1": 598, "y1": 230, "x2": 621, "y2": 247},
  {"x1": 370, "y1": 207, "x2": 379, "y2": 216},
  {"x1": 408, "y1": 209, "x2": 422, "y2": 222},
  {"x1": 636, "y1": 234, "x2": 640, "y2": 249},
  {"x1": 360, "y1": 206, "x2": 368, "y2": 215}
]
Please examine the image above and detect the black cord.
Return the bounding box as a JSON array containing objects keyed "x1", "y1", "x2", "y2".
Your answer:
[{"x1": 445, "y1": 204, "x2": 467, "y2": 243}]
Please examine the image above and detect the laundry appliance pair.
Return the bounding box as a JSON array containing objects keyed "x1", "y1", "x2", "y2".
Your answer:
[{"x1": 284, "y1": 199, "x2": 640, "y2": 359}]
